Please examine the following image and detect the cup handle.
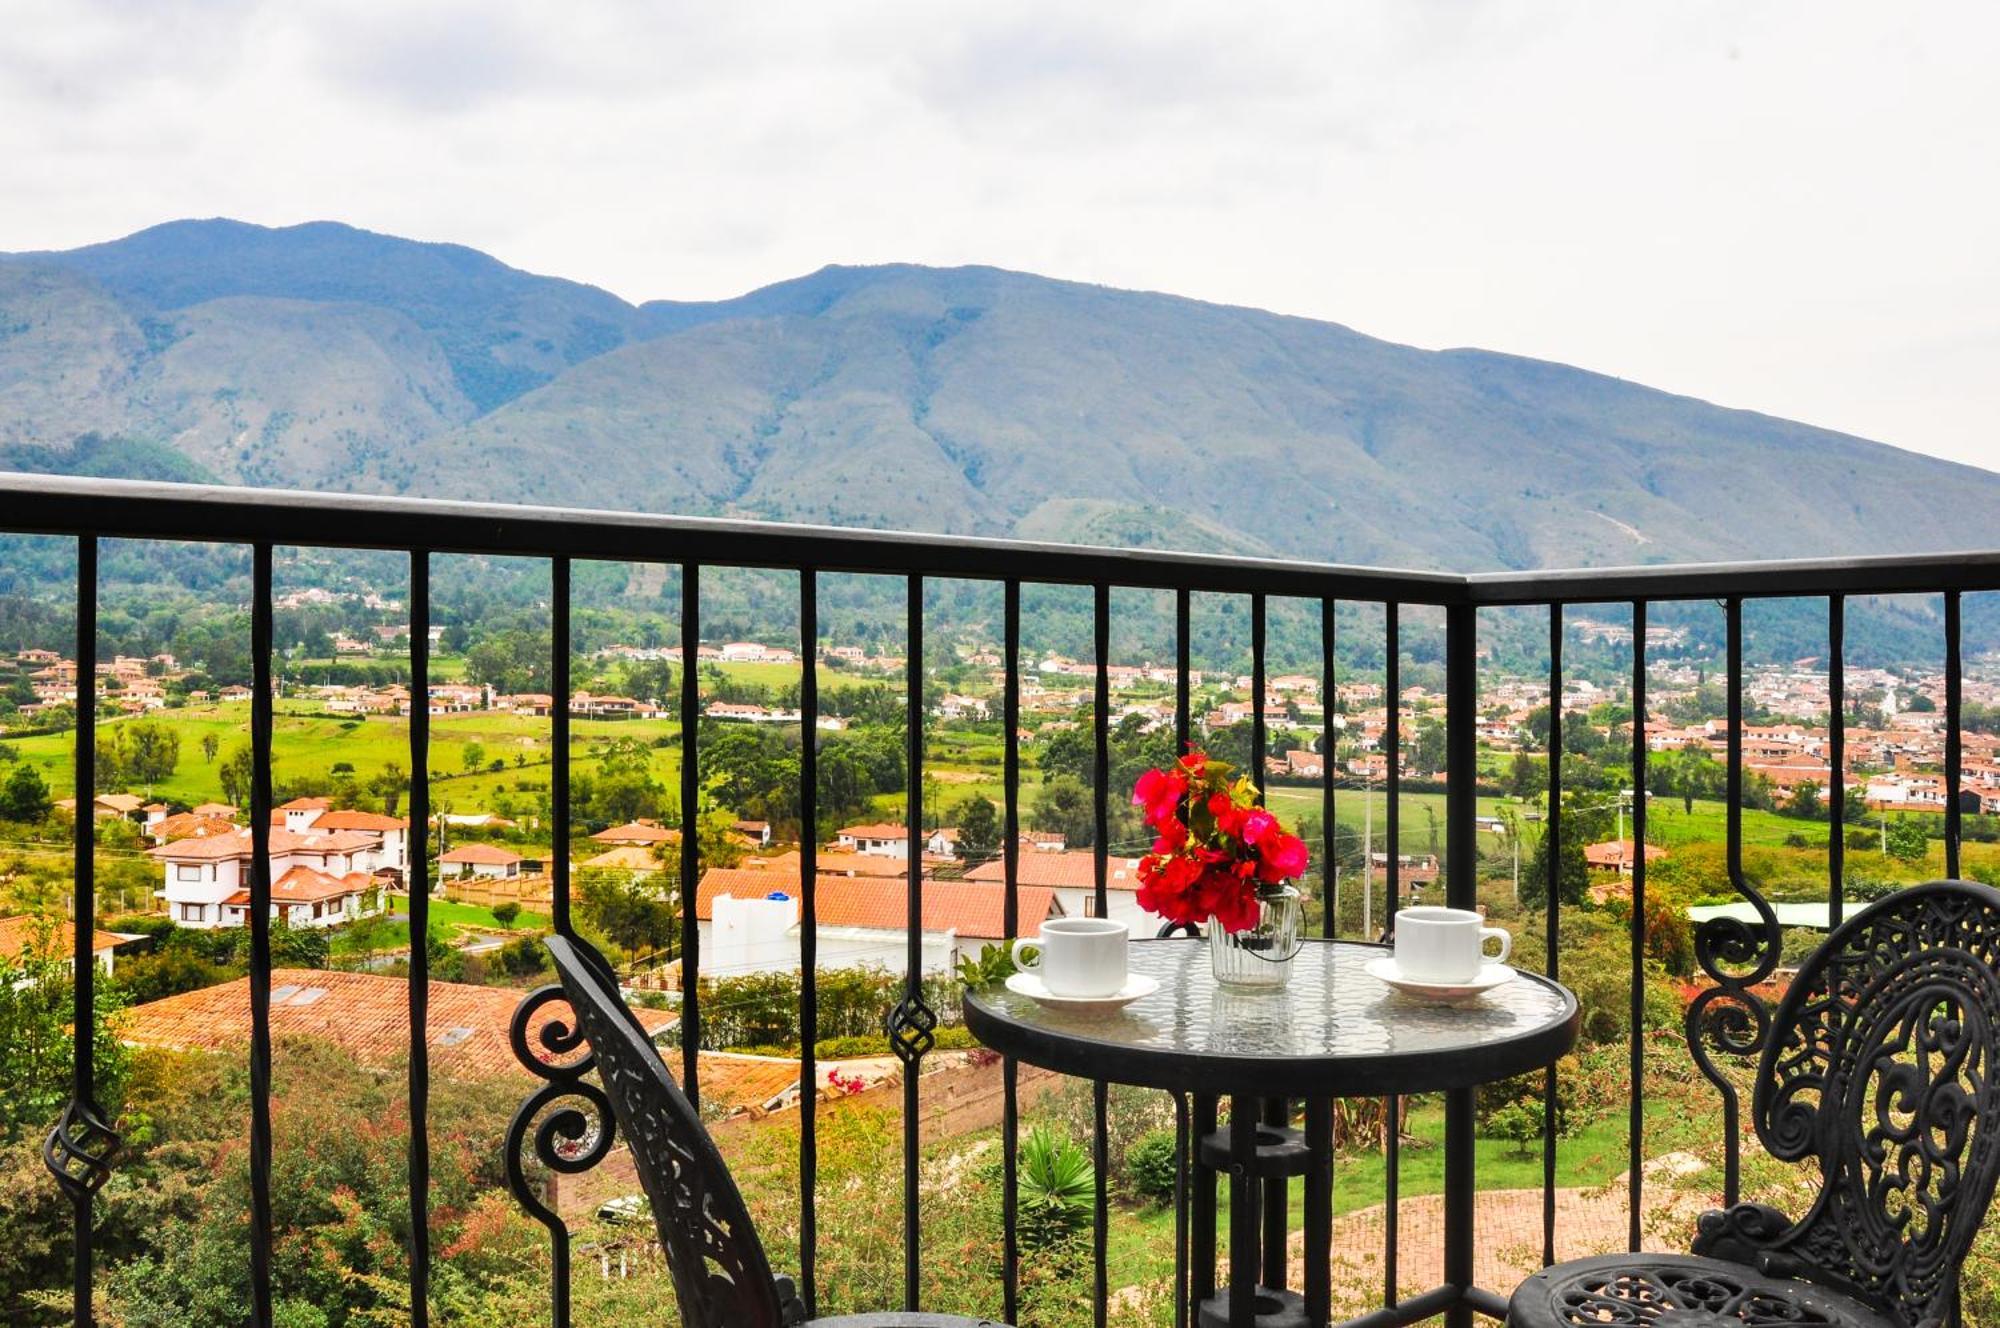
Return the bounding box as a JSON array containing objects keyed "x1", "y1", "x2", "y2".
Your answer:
[
  {"x1": 1480, "y1": 927, "x2": 1512, "y2": 966},
  {"x1": 1012, "y1": 938, "x2": 1042, "y2": 972}
]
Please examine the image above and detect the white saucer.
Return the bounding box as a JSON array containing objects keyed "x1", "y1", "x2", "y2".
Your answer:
[
  {"x1": 1365, "y1": 956, "x2": 1515, "y2": 1005},
  {"x1": 1005, "y1": 971, "x2": 1159, "y2": 1014}
]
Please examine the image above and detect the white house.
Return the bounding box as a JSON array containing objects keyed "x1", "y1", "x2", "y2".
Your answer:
[
  {"x1": 150, "y1": 825, "x2": 395, "y2": 928},
  {"x1": 0, "y1": 916, "x2": 126, "y2": 979},
  {"x1": 218, "y1": 865, "x2": 381, "y2": 930},
  {"x1": 695, "y1": 868, "x2": 1061, "y2": 977},
  {"x1": 438, "y1": 843, "x2": 524, "y2": 879},
  {"x1": 836, "y1": 822, "x2": 908, "y2": 857}
]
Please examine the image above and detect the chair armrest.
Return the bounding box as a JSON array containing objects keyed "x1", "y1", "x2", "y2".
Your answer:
[
  {"x1": 1691, "y1": 1203, "x2": 1793, "y2": 1264},
  {"x1": 774, "y1": 1273, "x2": 808, "y2": 1326}
]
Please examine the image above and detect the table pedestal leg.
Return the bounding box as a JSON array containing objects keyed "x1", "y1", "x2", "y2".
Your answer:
[{"x1": 1194, "y1": 1096, "x2": 1312, "y2": 1328}]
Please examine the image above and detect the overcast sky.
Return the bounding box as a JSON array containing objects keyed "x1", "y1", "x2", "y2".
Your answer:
[{"x1": 5, "y1": 1, "x2": 1997, "y2": 470}]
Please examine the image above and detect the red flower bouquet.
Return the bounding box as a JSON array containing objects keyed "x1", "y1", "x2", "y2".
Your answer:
[{"x1": 1132, "y1": 749, "x2": 1310, "y2": 934}]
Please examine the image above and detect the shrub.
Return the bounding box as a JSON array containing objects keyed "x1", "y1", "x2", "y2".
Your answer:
[
  {"x1": 1016, "y1": 1127, "x2": 1093, "y2": 1251},
  {"x1": 1126, "y1": 1129, "x2": 1178, "y2": 1204}
]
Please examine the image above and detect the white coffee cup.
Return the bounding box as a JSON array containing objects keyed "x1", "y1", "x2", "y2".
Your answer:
[
  {"x1": 1394, "y1": 906, "x2": 1510, "y2": 983},
  {"x1": 1013, "y1": 917, "x2": 1129, "y2": 997}
]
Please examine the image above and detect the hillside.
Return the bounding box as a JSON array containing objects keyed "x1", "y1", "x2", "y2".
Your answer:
[{"x1": 4, "y1": 219, "x2": 1998, "y2": 572}]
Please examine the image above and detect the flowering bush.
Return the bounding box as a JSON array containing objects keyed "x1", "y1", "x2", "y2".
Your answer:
[{"x1": 1132, "y1": 748, "x2": 1310, "y2": 932}]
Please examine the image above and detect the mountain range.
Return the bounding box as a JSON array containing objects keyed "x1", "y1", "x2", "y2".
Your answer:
[{"x1": 2, "y1": 217, "x2": 1995, "y2": 573}]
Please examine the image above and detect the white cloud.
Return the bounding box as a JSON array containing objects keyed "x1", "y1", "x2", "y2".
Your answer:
[{"x1": 2, "y1": 0, "x2": 1996, "y2": 468}]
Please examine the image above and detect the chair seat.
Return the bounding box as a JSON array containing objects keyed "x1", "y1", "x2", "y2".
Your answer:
[
  {"x1": 808, "y1": 1315, "x2": 1010, "y2": 1327},
  {"x1": 1509, "y1": 1253, "x2": 1891, "y2": 1328}
]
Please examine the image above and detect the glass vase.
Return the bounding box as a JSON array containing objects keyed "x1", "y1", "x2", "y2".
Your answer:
[{"x1": 1208, "y1": 884, "x2": 1303, "y2": 992}]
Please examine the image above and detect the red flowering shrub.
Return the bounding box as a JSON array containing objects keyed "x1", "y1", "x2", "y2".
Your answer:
[{"x1": 1131, "y1": 749, "x2": 1310, "y2": 932}]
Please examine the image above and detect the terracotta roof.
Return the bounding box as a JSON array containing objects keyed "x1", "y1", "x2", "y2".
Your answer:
[
  {"x1": 439, "y1": 842, "x2": 523, "y2": 865},
  {"x1": 583, "y1": 845, "x2": 667, "y2": 872},
  {"x1": 838, "y1": 822, "x2": 908, "y2": 840},
  {"x1": 590, "y1": 821, "x2": 678, "y2": 845},
  {"x1": 966, "y1": 850, "x2": 1144, "y2": 891},
  {"x1": 149, "y1": 827, "x2": 382, "y2": 861},
  {"x1": 152, "y1": 812, "x2": 239, "y2": 843},
  {"x1": 0, "y1": 915, "x2": 126, "y2": 960},
  {"x1": 754, "y1": 850, "x2": 950, "y2": 878},
  {"x1": 1583, "y1": 840, "x2": 1667, "y2": 868},
  {"x1": 696, "y1": 868, "x2": 1058, "y2": 939},
  {"x1": 191, "y1": 803, "x2": 237, "y2": 817},
  {"x1": 121, "y1": 968, "x2": 677, "y2": 1082},
  {"x1": 313, "y1": 810, "x2": 409, "y2": 832},
  {"x1": 278, "y1": 796, "x2": 332, "y2": 812},
  {"x1": 221, "y1": 865, "x2": 375, "y2": 907}
]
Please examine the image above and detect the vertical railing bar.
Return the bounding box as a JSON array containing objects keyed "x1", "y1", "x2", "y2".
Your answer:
[
  {"x1": 1627, "y1": 600, "x2": 1647, "y2": 1254},
  {"x1": 1724, "y1": 597, "x2": 1744, "y2": 1204},
  {"x1": 1094, "y1": 582, "x2": 1111, "y2": 920},
  {"x1": 1251, "y1": 591, "x2": 1267, "y2": 797},
  {"x1": 550, "y1": 558, "x2": 571, "y2": 936},
  {"x1": 406, "y1": 549, "x2": 432, "y2": 1327},
  {"x1": 680, "y1": 564, "x2": 701, "y2": 1104},
  {"x1": 249, "y1": 542, "x2": 275, "y2": 1328},
  {"x1": 902, "y1": 574, "x2": 925, "y2": 1312},
  {"x1": 1385, "y1": 603, "x2": 1400, "y2": 928},
  {"x1": 1442, "y1": 601, "x2": 1478, "y2": 1328},
  {"x1": 1946, "y1": 590, "x2": 1962, "y2": 879},
  {"x1": 1383, "y1": 601, "x2": 1399, "y2": 1307},
  {"x1": 1002, "y1": 579, "x2": 1021, "y2": 1325},
  {"x1": 1176, "y1": 588, "x2": 1192, "y2": 755},
  {"x1": 69, "y1": 536, "x2": 100, "y2": 1328},
  {"x1": 798, "y1": 568, "x2": 819, "y2": 1316},
  {"x1": 1542, "y1": 605, "x2": 1562, "y2": 1267},
  {"x1": 1828, "y1": 596, "x2": 1845, "y2": 927},
  {"x1": 1322, "y1": 598, "x2": 1337, "y2": 939},
  {"x1": 1091, "y1": 582, "x2": 1110, "y2": 1328}
]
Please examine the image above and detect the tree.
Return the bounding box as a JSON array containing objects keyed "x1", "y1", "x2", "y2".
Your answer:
[
  {"x1": 460, "y1": 741, "x2": 485, "y2": 776},
  {"x1": 1031, "y1": 776, "x2": 1096, "y2": 850},
  {"x1": 1885, "y1": 818, "x2": 1929, "y2": 863},
  {"x1": 490, "y1": 901, "x2": 521, "y2": 929},
  {"x1": 124, "y1": 721, "x2": 181, "y2": 794},
  {"x1": 577, "y1": 872, "x2": 679, "y2": 958},
  {"x1": 1783, "y1": 781, "x2": 1822, "y2": 821},
  {"x1": 218, "y1": 743, "x2": 257, "y2": 810},
  {"x1": 201, "y1": 732, "x2": 220, "y2": 764},
  {"x1": 1506, "y1": 753, "x2": 1542, "y2": 799},
  {"x1": 0, "y1": 764, "x2": 52, "y2": 822},
  {"x1": 368, "y1": 761, "x2": 408, "y2": 817},
  {"x1": 956, "y1": 794, "x2": 1001, "y2": 862}
]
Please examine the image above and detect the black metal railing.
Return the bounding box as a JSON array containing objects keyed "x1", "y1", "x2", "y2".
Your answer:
[{"x1": 9, "y1": 473, "x2": 1993, "y2": 1327}]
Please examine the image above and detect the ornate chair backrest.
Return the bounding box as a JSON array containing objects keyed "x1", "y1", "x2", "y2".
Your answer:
[
  {"x1": 1754, "y1": 880, "x2": 2000, "y2": 1328},
  {"x1": 546, "y1": 934, "x2": 793, "y2": 1328}
]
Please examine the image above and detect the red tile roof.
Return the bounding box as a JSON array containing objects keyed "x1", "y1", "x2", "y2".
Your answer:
[
  {"x1": 439, "y1": 842, "x2": 523, "y2": 865},
  {"x1": 590, "y1": 821, "x2": 678, "y2": 845},
  {"x1": 221, "y1": 865, "x2": 375, "y2": 907},
  {"x1": 838, "y1": 822, "x2": 907, "y2": 840},
  {"x1": 313, "y1": 810, "x2": 409, "y2": 832},
  {"x1": 0, "y1": 915, "x2": 126, "y2": 961},
  {"x1": 965, "y1": 850, "x2": 1143, "y2": 891},
  {"x1": 149, "y1": 827, "x2": 382, "y2": 861},
  {"x1": 121, "y1": 968, "x2": 676, "y2": 1081},
  {"x1": 696, "y1": 868, "x2": 1057, "y2": 939}
]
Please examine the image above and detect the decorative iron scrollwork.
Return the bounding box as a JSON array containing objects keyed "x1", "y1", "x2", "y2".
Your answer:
[
  {"x1": 43, "y1": 1096, "x2": 120, "y2": 1201},
  {"x1": 504, "y1": 984, "x2": 617, "y2": 1235},
  {"x1": 886, "y1": 992, "x2": 938, "y2": 1065}
]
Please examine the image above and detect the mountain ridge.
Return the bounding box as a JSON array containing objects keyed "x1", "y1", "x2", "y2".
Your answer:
[{"x1": 3, "y1": 217, "x2": 1995, "y2": 573}]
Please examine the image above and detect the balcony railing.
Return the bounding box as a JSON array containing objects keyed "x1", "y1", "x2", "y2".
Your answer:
[{"x1": 6, "y1": 472, "x2": 1992, "y2": 1328}]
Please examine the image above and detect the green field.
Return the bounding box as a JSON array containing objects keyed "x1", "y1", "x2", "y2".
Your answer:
[{"x1": 3, "y1": 700, "x2": 683, "y2": 813}]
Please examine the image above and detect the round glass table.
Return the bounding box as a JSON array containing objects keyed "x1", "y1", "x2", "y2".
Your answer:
[{"x1": 964, "y1": 938, "x2": 1580, "y2": 1328}]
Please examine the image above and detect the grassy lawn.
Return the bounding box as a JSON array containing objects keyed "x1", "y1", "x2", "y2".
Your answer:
[{"x1": 391, "y1": 893, "x2": 550, "y2": 933}]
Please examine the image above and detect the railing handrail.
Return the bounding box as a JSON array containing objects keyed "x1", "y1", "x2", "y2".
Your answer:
[{"x1": 9, "y1": 472, "x2": 2000, "y2": 605}]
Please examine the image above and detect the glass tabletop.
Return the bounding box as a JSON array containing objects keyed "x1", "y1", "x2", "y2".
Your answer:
[{"x1": 962, "y1": 937, "x2": 1579, "y2": 1097}]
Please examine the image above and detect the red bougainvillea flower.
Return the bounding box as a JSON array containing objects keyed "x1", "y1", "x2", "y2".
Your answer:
[
  {"x1": 1130, "y1": 749, "x2": 1307, "y2": 935},
  {"x1": 1257, "y1": 832, "x2": 1310, "y2": 883},
  {"x1": 1132, "y1": 766, "x2": 1187, "y2": 828}
]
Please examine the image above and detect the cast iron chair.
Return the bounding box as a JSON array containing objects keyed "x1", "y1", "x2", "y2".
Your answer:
[
  {"x1": 545, "y1": 933, "x2": 1012, "y2": 1328},
  {"x1": 1510, "y1": 879, "x2": 2000, "y2": 1328}
]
